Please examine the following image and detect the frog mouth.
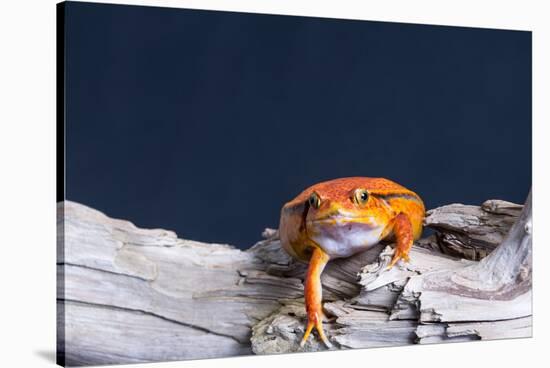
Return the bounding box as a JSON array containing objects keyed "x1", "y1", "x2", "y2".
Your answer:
[{"x1": 308, "y1": 215, "x2": 378, "y2": 227}]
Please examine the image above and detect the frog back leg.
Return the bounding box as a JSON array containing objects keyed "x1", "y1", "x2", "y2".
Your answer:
[{"x1": 279, "y1": 200, "x2": 316, "y2": 263}]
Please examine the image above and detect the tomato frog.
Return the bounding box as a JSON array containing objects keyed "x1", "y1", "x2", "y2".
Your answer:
[{"x1": 279, "y1": 177, "x2": 425, "y2": 348}]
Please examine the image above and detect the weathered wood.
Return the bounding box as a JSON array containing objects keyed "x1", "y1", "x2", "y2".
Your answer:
[
  {"x1": 413, "y1": 192, "x2": 532, "y2": 324},
  {"x1": 58, "y1": 195, "x2": 531, "y2": 365},
  {"x1": 425, "y1": 199, "x2": 523, "y2": 260},
  {"x1": 58, "y1": 201, "x2": 301, "y2": 365}
]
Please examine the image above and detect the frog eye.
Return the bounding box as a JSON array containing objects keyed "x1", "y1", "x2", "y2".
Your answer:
[
  {"x1": 353, "y1": 189, "x2": 369, "y2": 206},
  {"x1": 308, "y1": 192, "x2": 321, "y2": 209}
]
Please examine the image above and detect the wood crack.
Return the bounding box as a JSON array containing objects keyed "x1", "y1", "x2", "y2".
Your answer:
[
  {"x1": 59, "y1": 298, "x2": 246, "y2": 344},
  {"x1": 57, "y1": 262, "x2": 153, "y2": 282}
]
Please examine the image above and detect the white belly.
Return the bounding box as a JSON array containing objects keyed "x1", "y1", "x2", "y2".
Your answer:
[{"x1": 308, "y1": 220, "x2": 384, "y2": 258}]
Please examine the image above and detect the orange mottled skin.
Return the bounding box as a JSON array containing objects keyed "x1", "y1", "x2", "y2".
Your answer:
[{"x1": 278, "y1": 177, "x2": 425, "y2": 348}]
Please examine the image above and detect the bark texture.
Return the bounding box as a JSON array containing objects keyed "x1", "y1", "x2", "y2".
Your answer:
[{"x1": 57, "y1": 196, "x2": 531, "y2": 366}]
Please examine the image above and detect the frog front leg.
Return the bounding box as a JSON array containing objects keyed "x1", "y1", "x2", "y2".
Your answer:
[
  {"x1": 300, "y1": 246, "x2": 333, "y2": 348},
  {"x1": 388, "y1": 213, "x2": 414, "y2": 268}
]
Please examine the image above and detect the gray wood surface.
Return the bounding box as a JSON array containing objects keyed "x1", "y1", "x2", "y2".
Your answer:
[{"x1": 58, "y1": 196, "x2": 531, "y2": 366}]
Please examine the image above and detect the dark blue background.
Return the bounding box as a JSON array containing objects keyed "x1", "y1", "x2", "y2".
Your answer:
[{"x1": 64, "y1": 2, "x2": 532, "y2": 249}]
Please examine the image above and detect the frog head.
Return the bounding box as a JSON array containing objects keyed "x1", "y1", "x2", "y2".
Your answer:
[{"x1": 303, "y1": 179, "x2": 391, "y2": 258}]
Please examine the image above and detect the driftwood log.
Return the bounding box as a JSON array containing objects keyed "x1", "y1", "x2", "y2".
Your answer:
[{"x1": 57, "y1": 194, "x2": 532, "y2": 366}]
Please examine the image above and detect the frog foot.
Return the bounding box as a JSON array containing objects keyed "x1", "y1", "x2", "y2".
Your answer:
[
  {"x1": 387, "y1": 248, "x2": 410, "y2": 269},
  {"x1": 300, "y1": 310, "x2": 333, "y2": 348}
]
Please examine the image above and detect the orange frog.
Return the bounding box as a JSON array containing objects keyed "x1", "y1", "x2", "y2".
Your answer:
[{"x1": 279, "y1": 177, "x2": 425, "y2": 348}]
